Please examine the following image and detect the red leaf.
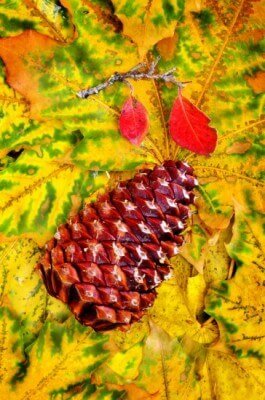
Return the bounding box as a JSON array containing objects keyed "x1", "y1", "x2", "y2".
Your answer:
[
  {"x1": 169, "y1": 90, "x2": 217, "y2": 155},
  {"x1": 119, "y1": 97, "x2": 149, "y2": 146}
]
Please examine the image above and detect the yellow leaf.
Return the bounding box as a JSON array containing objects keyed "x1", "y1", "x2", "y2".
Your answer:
[
  {"x1": 206, "y1": 205, "x2": 265, "y2": 358},
  {"x1": 203, "y1": 229, "x2": 232, "y2": 285},
  {"x1": 106, "y1": 342, "x2": 143, "y2": 380},
  {"x1": 137, "y1": 322, "x2": 202, "y2": 399},
  {"x1": 187, "y1": 274, "x2": 206, "y2": 318},
  {"x1": 204, "y1": 348, "x2": 265, "y2": 399},
  {"x1": 112, "y1": 0, "x2": 183, "y2": 58},
  {"x1": 181, "y1": 217, "x2": 208, "y2": 273},
  {"x1": 0, "y1": 144, "x2": 110, "y2": 245},
  {"x1": 0, "y1": 317, "x2": 111, "y2": 398}
]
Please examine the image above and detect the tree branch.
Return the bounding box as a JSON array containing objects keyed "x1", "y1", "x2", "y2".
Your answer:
[{"x1": 76, "y1": 57, "x2": 191, "y2": 99}]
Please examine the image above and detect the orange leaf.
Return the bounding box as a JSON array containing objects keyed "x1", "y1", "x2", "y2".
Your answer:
[
  {"x1": 245, "y1": 71, "x2": 265, "y2": 94},
  {"x1": 0, "y1": 30, "x2": 57, "y2": 117},
  {"x1": 156, "y1": 34, "x2": 178, "y2": 61}
]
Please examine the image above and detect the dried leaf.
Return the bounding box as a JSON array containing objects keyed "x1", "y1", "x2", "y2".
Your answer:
[{"x1": 225, "y1": 140, "x2": 252, "y2": 154}]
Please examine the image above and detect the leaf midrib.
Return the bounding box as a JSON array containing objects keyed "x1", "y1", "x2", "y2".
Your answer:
[{"x1": 196, "y1": 0, "x2": 246, "y2": 107}]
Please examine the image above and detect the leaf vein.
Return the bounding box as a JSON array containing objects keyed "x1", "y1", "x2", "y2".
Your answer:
[{"x1": 196, "y1": 0, "x2": 246, "y2": 107}]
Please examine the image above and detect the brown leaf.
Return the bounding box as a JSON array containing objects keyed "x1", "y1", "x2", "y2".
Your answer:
[
  {"x1": 156, "y1": 34, "x2": 178, "y2": 61},
  {"x1": 226, "y1": 141, "x2": 252, "y2": 154}
]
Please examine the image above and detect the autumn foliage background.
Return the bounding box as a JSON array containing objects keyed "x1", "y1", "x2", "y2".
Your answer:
[{"x1": 0, "y1": 0, "x2": 264, "y2": 399}]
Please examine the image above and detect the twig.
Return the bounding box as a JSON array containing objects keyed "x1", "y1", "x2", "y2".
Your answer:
[{"x1": 77, "y1": 57, "x2": 191, "y2": 99}]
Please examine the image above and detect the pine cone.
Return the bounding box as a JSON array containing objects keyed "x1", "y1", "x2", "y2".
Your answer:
[{"x1": 37, "y1": 160, "x2": 198, "y2": 331}]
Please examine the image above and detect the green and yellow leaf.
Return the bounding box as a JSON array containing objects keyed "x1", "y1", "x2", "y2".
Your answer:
[{"x1": 112, "y1": 0, "x2": 184, "y2": 58}]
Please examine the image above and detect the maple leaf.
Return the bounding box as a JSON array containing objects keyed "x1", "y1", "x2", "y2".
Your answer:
[{"x1": 0, "y1": 0, "x2": 264, "y2": 399}]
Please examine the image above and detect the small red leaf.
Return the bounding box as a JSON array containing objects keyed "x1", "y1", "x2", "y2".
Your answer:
[
  {"x1": 119, "y1": 97, "x2": 149, "y2": 146},
  {"x1": 169, "y1": 90, "x2": 217, "y2": 155}
]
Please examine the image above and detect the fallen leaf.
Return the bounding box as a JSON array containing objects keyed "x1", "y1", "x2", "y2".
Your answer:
[
  {"x1": 156, "y1": 33, "x2": 178, "y2": 60},
  {"x1": 206, "y1": 204, "x2": 265, "y2": 358},
  {"x1": 119, "y1": 96, "x2": 149, "y2": 145},
  {"x1": 225, "y1": 140, "x2": 252, "y2": 154},
  {"x1": 0, "y1": 0, "x2": 75, "y2": 42},
  {"x1": 203, "y1": 228, "x2": 232, "y2": 285},
  {"x1": 181, "y1": 219, "x2": 208, "y2": 274},
  {"x1": 112, "y1": 0, "x2": 183, "y2": 58},
  {"x1": 169, "y1": 89, "x2": 218, "y2": 155},
  {"x1": 0, "y1": 141, "x2": 110, "y2": 245},
  {"x1": 0, "y1": 30, "x2": 57, "y2": 117}
]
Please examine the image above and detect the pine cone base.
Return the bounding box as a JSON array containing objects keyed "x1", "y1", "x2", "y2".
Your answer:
[{"x1": 37, "y1": 160, "x2": 198, "y2": 331}]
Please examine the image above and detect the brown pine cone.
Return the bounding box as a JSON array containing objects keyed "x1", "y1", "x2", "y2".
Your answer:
[{"x1": 37, "y1": 160, "x2": 198, "y2": 331}]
